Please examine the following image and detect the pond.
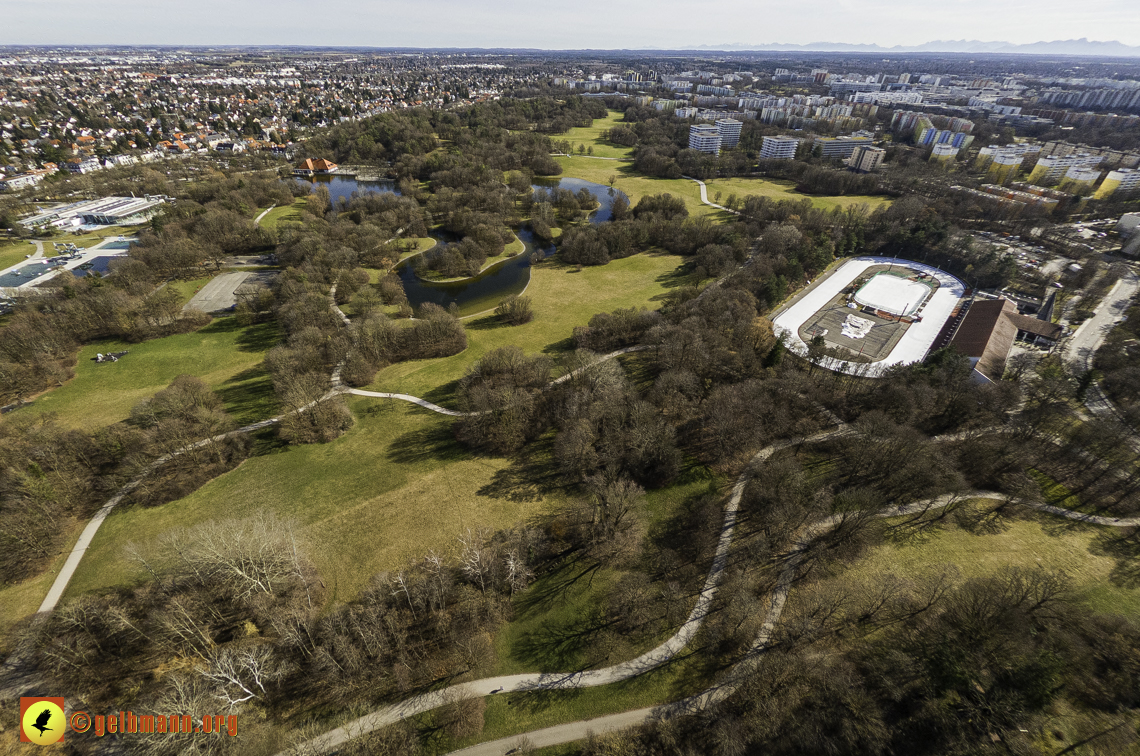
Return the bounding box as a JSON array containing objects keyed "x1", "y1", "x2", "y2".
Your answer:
[
  {"x1": 304, "y1": 176, "x2": 618, "y2": 316},
  {"x1": 299, "y1": 174, "x2": 400, "y2": 205}
]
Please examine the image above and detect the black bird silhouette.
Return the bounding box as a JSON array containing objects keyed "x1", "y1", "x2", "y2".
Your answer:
[{"x1": 32, "y1": 707, "x2": 53, "y2": 735}]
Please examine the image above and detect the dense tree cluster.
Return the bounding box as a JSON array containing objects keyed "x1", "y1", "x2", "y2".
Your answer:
[{"x1": 1095, "y1": 300, "x2": 1140, "y2": 429}]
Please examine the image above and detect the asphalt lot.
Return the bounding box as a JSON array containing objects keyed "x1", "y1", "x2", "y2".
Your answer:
[{"x1": 182, "y1": 272, "x2": 252, "y2": 312}]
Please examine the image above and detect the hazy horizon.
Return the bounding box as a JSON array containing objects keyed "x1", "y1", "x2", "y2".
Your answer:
[{"x1": 3, "y1": 0, "x2": 1139, "y2": 51}]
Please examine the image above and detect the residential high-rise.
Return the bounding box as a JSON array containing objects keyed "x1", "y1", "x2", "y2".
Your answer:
[
  {"x1": 716, "y1": 119, "x2": 743, "y2": 149},
  {"x1": 759, "y1": 135, "x2": 800, "y2": 160},
  {"x1": 987, "y1": 153, "x2": 1023, "y2": 185},
  {"x1": 930, "y1": 143, "x2": 960, "y2": 163},
  {"x1": 1058, "y1": 166, "x2": 1101, "y2": 196},
  {"x1": 1094, "y1": 168, "x2": 1140, "y2": 200},
  {"x1": 848, "y1": 145, "x2": 885, "y2": 173},
  {"x1": 1027, "y1": 154, "x2": 1103, "y2": 186},
  {"x1": 688, "y1": 124, "x2": 721, "y2": 155}
]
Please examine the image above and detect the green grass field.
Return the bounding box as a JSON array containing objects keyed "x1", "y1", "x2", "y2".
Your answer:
[
  {"x1": 556, "y1": 110, "x2": 633, "y2": 159},
  {"x1": 0, "y1": 239, "x2": 38, "y2": 271},
  {"x1": 64, "y1": 401, "x2": 564, "y2": 603},
  {"x1": 258, "y1": 199, "x2": 307, "y2": 229},
  {"x1": 829, "y1": 504, "x2": 1140, "y2": 617},
  {"x1": 703, "y1": 176, "x2": 893, "y2": 213},
  {"x1": 28, "y1": 317, "x2": 280, "y2": 430},
  {"x1": 369, "y1": 252, "x2": 686, "y2": 399},
  {"x1": 555, "y1": 157, "x2": 727, "y2": 221},
  {"x1": 61, "y1": 252, "x2": 688, "y2": 608}
]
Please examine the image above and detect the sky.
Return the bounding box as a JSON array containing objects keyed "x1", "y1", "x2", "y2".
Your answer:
[{"x1": 3, "y1": 0, "x2": 1139, "y2": 49}]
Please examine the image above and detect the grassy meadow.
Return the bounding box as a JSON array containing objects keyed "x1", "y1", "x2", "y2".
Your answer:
[{"x1": 28, "y1": 316, "x2": 280, "y2": 430}]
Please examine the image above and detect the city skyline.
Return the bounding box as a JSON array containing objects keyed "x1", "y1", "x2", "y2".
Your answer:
[{"x1": 3, "y1": 0, "x2": 1140, "y2": 51}]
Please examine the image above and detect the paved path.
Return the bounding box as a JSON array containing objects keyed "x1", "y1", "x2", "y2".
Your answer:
[
  {"x1": 683, "y1": 176, "x2": 738, "y2": 215},
  {"x1": 35, "y1": 407, "x2": 319, "y2": 614},
  {"x1": 282, "y1": 421, "x2": 851, "y2": 756},
  {"x1": 328, "y1": 282, "x2": 351, "y2": 326},
  {"x1": 31, "y1": 346, "x2": 653, "y2": 618},
  {"x1": 347, "y1": 347, "x2": 651, "y2": 417},
  {"x1": 1061, "y1": 265, "x2": 1139, "y2": 433},
  {"x1": 1063, "y1": 266, "x2": 1139, "y2": 372},
  {"x1": 254, "y1": 204, "x2": 276, "y2": 225},
  {"x1": 438, "y1": 487, "x2": 1140, "y2": 756},
  {"x1": 182, "y1": 272, "x2": 252, "y2": 312}
]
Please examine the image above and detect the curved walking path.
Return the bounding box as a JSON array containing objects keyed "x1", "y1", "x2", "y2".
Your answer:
[
  {"x1": 346, "y1": 347, "x2": 651, "y2": 416},
  {"x1": 445, "y1": 487, "x2": 1140, "y2": 756},
  {"x1": 254, "y1": 204, "x2": 276, "y2": 225},
  {"x1": 286, "y1": 416, "x2": 1140, "y2": 756},
  {"x1": 683, "y1": 175, "x2": 739, "y2": 215},
  {"x1": 31, "y1": 346, "x2": 653, "y2": 616}
]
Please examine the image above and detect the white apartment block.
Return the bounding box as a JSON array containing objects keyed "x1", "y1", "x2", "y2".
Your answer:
[
  {"x1": 848, "y1": 145, "x2": 885, "y2": 172},
  {"x1": 1028, "y1": 153, "x2": 1103, "y2": 185},
  {"x1": 716, "y1": 119, "x2": 742, "y2": 149},
  {"x1": 688, "y1": 124, "x2": 721, "y2": 155},
  {"x1": 852, "y1": 91, "x2": 923, "y2": 105},
  {"x1": 760, "y1": 135, "x2": 800, "y2": 160}
]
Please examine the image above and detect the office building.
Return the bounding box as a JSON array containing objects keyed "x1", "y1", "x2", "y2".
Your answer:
[
  {"x1": 688, "y1": 124, "x2": 721, "y2": 155},
  {"x1": 716, "y1": 119, "x2": 743, "y2": 149},
  {"x1": 759, "y1": 135, "x2": 801, "y2": 160},
  {"x1": 848, "y1": 145, "x2": 885, "y2": 173},
  {"x1": 1095, "y1": 168, "x2": 1140, "y2": 200}
]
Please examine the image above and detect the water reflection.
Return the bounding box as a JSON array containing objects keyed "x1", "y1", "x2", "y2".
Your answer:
[{"x1": 307, "y1": 176, "x2": 616, "y2": 315}]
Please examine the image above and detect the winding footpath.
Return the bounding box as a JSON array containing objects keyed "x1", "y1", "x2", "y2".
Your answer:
[
  {"x1": 683, "y1": 175, "x2": 739, "y2": 215},
  {"x1": 17, "y1": 274, "x2": 1140, "y2": 754},
  {"x1": 282, "y1": 415, "x2": 1140, "y2": 756},
  {"x1": 30, "y1": 346, "x2": 652, "y2": 616}
]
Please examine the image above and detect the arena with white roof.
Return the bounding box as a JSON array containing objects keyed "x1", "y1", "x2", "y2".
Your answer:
[{"x1": 772, "y1": 256, "x2": 966, "y2": 376}]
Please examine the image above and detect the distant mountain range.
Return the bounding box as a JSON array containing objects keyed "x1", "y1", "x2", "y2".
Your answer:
[{"x1": 697, "y1": 39, "x2": 1140, "y2": 57}]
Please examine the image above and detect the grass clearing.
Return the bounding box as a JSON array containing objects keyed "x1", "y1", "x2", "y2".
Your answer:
[
  {"x1": 556, "y1": 110, "x2": 633, "y2": 159},
  {"x1": 703, "y1": 176, "x2": 893, "y2": 213},
  {"x1": 368, "y1": 252, "x2": 687, "y2": 400},
  {"x1": 555, "y1": 157, "x2": 725, "y2": 221},
  {"x1": 64, "y1": 401, "x2": 564, "y2": 604},
  {"x1": 258, "y1": 199, "x2": 307, "y2": 229},
  {"x1": 27, "y1": 317, "x2": 280, "y2": 430},
  {"x1": 61, "y1": 252, "x2": 689, "y2": 608},
  {"x1": 830, "y1": 503, "x2": 1140, "y2": 617},
  {"x1": 0, "y1": 239, "x2": 38, "y2": 271},
  {"x1": 167, "y1": 276, "x2": 215, "y2": 305}
]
